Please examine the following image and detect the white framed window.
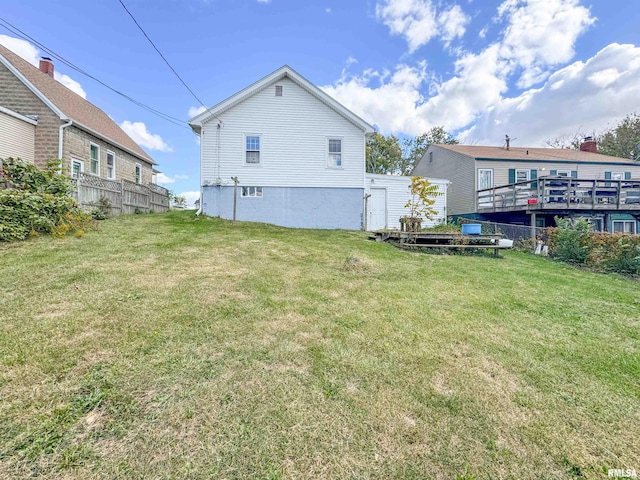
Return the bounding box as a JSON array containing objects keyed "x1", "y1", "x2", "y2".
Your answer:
[
  {"x1": 245, "y1": 135, "x2": 261, "y2": 165},
  {"x1": 612, "y1": 172, "x2": 625, "y2": 180},
  {"x1": 71, "y1": 159, "x2": 84, "y2": 179},
  {"x1": 106, "y1": 151, "x2": 116, "y2": 179},
  {"x1": 612, "y1": 220, "x2": 636, "y2": 234},
  {"x1": 327, "y1": 138, "x2": 342, "y2": 168},
  {"x1": 478, "y1": 169, "x2": 493, "y2": 190},
  {"x1": 90, "y1": 143, "x2": 100, "y2": 175},
  {"x1": 556, "y1": 170, "x2": 571, "y2": 177},
  {"x1": 515, "y1": 169, "x2": 530, "y2": 183},
  {"x1": 135, "y1": 163, "x2": 142, "y2": 184},
  {"x1": 241, "y1": 186, "x2": 263, "y2": 197},
  {"x1": 275, "y1": 85, "x2": 283, "y2": 96}
]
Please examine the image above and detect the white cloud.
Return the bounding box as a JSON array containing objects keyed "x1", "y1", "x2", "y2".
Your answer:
[
  {"x1": 0, "y1": 34, "x2": 87, "y2": 98},
  {"x1": 180, "y1": 191, "x2": 201, "y2": 208},
  {"x1": 155, "y1": 173, "x2": 188, "y2": 185},
  {"x1": 375, "y1": 0, "x2": 470, "y2": 52},
  {"x1": 188, "y1": 105, "x2": 207, "y2": 118},
  {"x1": 461, "y1": 43, "x2": 640, "y2": 146},
  {"x1": 257, "y1": 0, "x2": 271, "y2": 3},
  {"x1": 326, "y1": 7, "x2": 332, "y2": 13},
  {"x1": 120, "y1": 121, "x2": 173, "y2": 152},
  {"x1": 175, "y1": 174, "x2": 189, "y2": 180}
]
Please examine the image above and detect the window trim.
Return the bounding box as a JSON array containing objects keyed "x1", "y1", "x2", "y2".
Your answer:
[
  {"x1": 134, "y1": 163, "x2": 142, "y2": 184},
  {"x1": 611, "y1": 172, "x2": 625, "y2": 180},
  {"x1": 89, "y1": 143, "x2": 100, "y2": 176},
  {"x1": 612, "y1": 220, "x2": 636, "y2": 234},
  {"x1": 327, "y1": 137, "x2": 343, "y2": 169},
  {"x1": 71, "y1": 159, "x2": 84, "y2": 179},
  {"x1": 275, "y1": 85, "x2": 283, "y2": 96},
  {"x1": 241, "y1": 186, "x2": 263, "y2": 198},
  {"x1": 555, "y1": 169, "x2": 571, "y2": 177},
  {"x1": 515, "y1": 168, "x2": 530, "y2": 183},
  {"x1": 477, "y1": 168, "x2": 494, "y2": 190},
  {"x1": 244, "y1": 134, "x2": 261, "y2": 166},
  {"x1": 106, "y1": 150, "x2": 116, "y2": 180}
]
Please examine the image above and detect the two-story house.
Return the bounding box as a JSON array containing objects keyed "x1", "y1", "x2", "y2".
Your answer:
[
  {"x1": 189, "y1": 65, "x2": 377, "y2": 229},
  {"x1": 413, "y1": 141, "x2": 640, "y2": 233},
  {"x1": 0, "y1": 43, "x2": 156, "y2": 184}
]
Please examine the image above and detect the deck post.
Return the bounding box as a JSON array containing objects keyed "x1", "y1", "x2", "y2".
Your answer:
[{"x1": 530, "y1": 212, "x2": 536, "y2": 239}]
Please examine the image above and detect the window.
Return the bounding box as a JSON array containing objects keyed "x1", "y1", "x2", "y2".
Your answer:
[
  {"x1": 241, "y1": 186, "x2": 263, "y2": 197},
  {"x1": 612, "y1": 220, "x2": 636, "y2": 234},
  {"x1": 106, "y1": 151, "x2": 115, "y2": 179},
  {"x1": 71, "y1": 159, "x2": 84, "y2": 179},
  {"x1": 90, "y1": 144, "x2": 100, "y2": 175},
  {"x1": 556, "y1": 170, "x2": 571, "y2": 177},
  {"x1": 478, "y1": 169, "x2": 493, "y2": 190},
  {"x1": 135, "y1": 163, "x2": 142, "y2": 184},
  {"x1": 245, "y1": 135, "x2": 260, "y2": 164},
  {"x1": 275, "y1": 85, "x2": 283, "y2": 96},
  {"x1": 515, "y1": 169, "x2": 530, "y2": 183},
  {"x1": 612, "y1": 172, "x2": 625, "y2": 180},
  {"x1": 328, "y1": 138, "x2": 342, "y2": 168}
]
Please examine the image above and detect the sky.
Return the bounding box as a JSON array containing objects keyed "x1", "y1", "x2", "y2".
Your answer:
[{"x1": 1, "y1": 0, "x2": 639, "y2": 206}]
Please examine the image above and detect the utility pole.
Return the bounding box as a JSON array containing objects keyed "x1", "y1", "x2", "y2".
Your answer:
[{"x1": 231, "y1": 176, "x2": 239, "y2": 223}]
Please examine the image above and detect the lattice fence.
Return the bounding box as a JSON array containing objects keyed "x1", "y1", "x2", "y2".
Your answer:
[{"x1": 74, "y1": 172, "x2": 169, "y2": 215}]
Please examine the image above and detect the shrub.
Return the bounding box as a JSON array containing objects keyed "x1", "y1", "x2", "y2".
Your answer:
[
  {"x1": 552, "y1": 217, "x2": 590, "y2": 264},
  {"x1": 0, "y1": 157, "x2": 93, "y2": 241}
]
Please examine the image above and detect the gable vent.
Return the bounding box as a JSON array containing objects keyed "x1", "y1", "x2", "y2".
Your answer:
[{"x1": 275, "y1": 85, "x2": 283, "y2": 96}]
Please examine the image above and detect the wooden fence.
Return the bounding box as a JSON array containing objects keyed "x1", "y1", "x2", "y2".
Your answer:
[{"x1": 72, "y1": 172, "x2": 169, "y2": 215}]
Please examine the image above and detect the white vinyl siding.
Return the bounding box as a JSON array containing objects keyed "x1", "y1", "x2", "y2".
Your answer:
[
  {"x1": 0, "y1": 109, "x2": 35, "y2": 163},
  {"x1": 201, "y1": 77, "x2": 365, "y2": 189}
]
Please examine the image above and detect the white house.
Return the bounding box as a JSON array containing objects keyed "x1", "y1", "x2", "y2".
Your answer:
[{"x1": 364, "y1": 174, "x2": 449, "y2": 231}]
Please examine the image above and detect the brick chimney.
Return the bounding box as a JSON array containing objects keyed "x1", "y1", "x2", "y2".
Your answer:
[
  {"x1": 579, "y1": 136, "x2": 597, "y2": 153},
  {"x1": 39, "y1": 57, "x2": 54, "y2": 78}
]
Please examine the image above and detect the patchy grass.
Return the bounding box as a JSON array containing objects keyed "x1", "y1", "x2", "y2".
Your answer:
[{"x1": 1, "y1": 210, "x2": 638, "y2": 479}]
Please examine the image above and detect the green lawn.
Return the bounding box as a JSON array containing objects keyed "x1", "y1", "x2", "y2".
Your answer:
[{"x1": 1, "y1": 211, "x2": 638, "y2": 479}]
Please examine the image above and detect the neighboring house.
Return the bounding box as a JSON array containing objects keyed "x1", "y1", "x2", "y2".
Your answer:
[
  {"x1": 413, "y1": 141, "x2": 640, "y2": 233},
  {"x1": 364, "y1": 173, "x2": 449, "y2": 231},
  {"x1": 189, "y1": 65, "x2": 377, "y2": 229},
  {"x1": 0, "y1": 105, "x2": 36, "y2": 163},
  {"x1": 0, "y1": 44, "x2": 156, "y2": 183}
]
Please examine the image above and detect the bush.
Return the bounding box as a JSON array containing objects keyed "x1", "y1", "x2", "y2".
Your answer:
[
  {"x1": 0, "y1": 157, "x2": 93, "y2": 242},
  {"x1": 552, "y1": 217, "x2": 590, "y2": 264}
]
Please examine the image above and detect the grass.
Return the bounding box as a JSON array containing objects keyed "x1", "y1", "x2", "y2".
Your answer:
[{"x1": 0, "y1": 210, "x2": 638, "y2": 479}]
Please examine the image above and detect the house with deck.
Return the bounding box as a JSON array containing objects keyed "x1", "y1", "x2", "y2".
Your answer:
[
  {"x1": 413, "y1": 140, "x2": 640, "y2": 233},
  {"x1": 189, "y1": 65, "x2": 447, "y2": 230},
  {"x1": 0, "y1": 43, "x2": 156, "y2": 184}
]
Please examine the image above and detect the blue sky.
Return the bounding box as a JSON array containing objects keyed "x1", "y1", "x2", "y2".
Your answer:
[{"x1": 1, "y1": 0, "x2": 639, "y2": 206}]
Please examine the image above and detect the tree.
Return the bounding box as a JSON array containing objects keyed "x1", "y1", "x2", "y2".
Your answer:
[
  {"x1": 401, "y1": 126, "x2": 459, "y2": 175},
  {"x1": 366, "y1": 133, "x2": 402, "y2": 174},
  {"x1": 596, "y1": 113, "x2": 640, "y2": 160},
  {"x1": 544, "y1": 131, "x2": 587, "y2": 150}
]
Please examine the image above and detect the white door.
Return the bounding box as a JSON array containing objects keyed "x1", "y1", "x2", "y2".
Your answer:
[{"x1": 369, "y1": 188, "x2": 387, "y2": 231}]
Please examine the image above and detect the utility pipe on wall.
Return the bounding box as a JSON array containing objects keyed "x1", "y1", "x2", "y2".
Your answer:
[{"x1": 231, "y1": 176, "x2": 239, "y2": 223}]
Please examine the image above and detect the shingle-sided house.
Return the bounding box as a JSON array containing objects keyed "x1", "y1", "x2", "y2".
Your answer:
[
  {"x1": 413, "y1": 141, "x2": 640, "y2": 233},
  {"x1": 189, "y1": 65, "x2": 376, "y2": 229},
  {"x1": 0, "y1": 43, "x2": 156, "y2": 183}
]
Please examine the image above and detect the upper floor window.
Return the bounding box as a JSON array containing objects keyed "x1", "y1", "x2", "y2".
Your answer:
[
  {"x1": 135, "y1": 163, "x2": 142, "y2": 184},
  {"x1": 328, "y1": 138, "x2": 342, "y2": 168},
  {"x1": 245, "y1": 135, "x2": 260, "y2": 164},
  {"x1": 90, "y1": 144, "x2": 100, "y2": 175},
  {"x1": 106, "y1": 151, "x2": 115, "y2": 179},
  {"x1": 275, "y1": 85, "x2": 283, "y2": 96},
  {"x1": 478, "y1": 169, "x2": 493, "y2": 190},
  {"x1": 515, "y1": 169, "x2": 529, "y2": 183},
  {"x1": 71, "y1": 159, "x2": 84, "y2": 179}
]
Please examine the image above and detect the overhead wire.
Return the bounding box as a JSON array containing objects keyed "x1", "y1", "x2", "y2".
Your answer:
[{"x1": 0, "y1": 16, "x2": 191, "y2": 129}]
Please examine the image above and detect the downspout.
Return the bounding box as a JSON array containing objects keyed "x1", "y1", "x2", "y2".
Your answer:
[{"x1": 58, "y1": 119, "x2": 72, "y2": 171}]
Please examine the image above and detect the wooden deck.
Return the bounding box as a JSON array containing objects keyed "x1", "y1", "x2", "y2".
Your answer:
[{"x1": 370, "y1": 231, "x2": 512, "y2": 255}]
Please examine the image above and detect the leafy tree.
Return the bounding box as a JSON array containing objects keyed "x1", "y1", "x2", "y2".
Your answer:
[
  {"x1": 596, "y1": 113, "x2": 640, "y2": 160},
  {"x1": 402, "y1": 126, "x2": 459, "y2": 175},
  {"x1": 366, "y1": 133, "x2": 402, "y2": 174},
  {"x1": 404, "y1": 176, "x2": 443, "y2": 221}
]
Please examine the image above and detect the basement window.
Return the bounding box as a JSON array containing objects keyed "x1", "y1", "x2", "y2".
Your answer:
[
  {"x1": 612, "y1": 220, "x2": 636, "y2": 234},
  {"x1": 275, "y1": 85, "x2": 283, "y2": 96},
  {"x1": 241, "y1": 186, "x2": 263, "y2": 197}
]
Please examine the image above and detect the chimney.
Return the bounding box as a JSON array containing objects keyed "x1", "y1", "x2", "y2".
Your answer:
[
  {"x1": 579, "y1": 136, "x2": 597, "y2": 153},
  {"x1": 39, "y1": 57, "x2": 54, "y2": 78}
]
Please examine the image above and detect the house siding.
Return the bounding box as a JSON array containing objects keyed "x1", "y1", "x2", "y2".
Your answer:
[
  {"x1": 0, "y1": 109, "x2": 35, "y2": 163},
  {"x1": 413, "y1": 146, "x2": 475, "y2": 215},
  {"x1": 364, "y1": 174, "x2": 448, "y2": 230},
  {"x1": 0, "y1": 62, "x2": 61, "y2": 168},
  {"x1": 201, "y1": 77, "x2": 366, "y2": 189},
  {"x1": 62, "y1": 126, "x2": 153, "y2": 184},
  {"x1": 202, "y1": 185, "x2": 364, "y2": 229}
]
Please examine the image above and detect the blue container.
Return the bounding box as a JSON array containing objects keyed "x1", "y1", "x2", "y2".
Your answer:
[{"x1": 461, "y1": 223, "x2": 481, "y2": 235}]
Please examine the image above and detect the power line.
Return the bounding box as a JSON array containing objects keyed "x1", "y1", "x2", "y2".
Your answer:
[
  {"x1": 117, "y1": 0, "x2": 207, "y2": 109},
  {"x1": 0, "y1": 17, "x2": 190, "y2": 129}
]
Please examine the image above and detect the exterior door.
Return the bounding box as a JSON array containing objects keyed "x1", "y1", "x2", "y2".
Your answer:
[{"x1": 369, "y1": 188, "x2": 387, "y2": 231}]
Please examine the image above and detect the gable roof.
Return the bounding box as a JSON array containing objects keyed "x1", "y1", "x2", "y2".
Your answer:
[
  {"x1": 0, "y1": 43, "x2": 155, "y2": 165},
  {"x1": 188, "y1": 65, "x2": 375, "y2": 135},
  {"x1": 431, "y1": 144, "x2": 638, "y2": 165}
]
